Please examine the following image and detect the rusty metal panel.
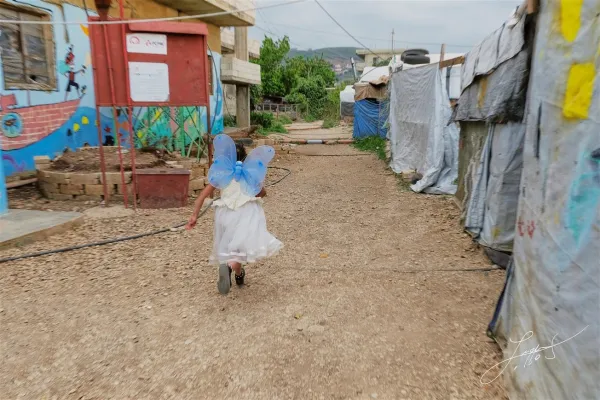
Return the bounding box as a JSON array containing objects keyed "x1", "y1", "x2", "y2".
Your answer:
[
  {"x1": 136, "y1": 168, "x2": 190, "y2": 209},
  {"x1": 89, "y1": 18, "x2": 209, "y2": 107}
]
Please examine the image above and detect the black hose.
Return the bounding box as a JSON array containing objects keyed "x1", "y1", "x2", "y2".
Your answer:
[
  {"x1": 0, "y1": 166, "x2": 291, "y2": 264},
  {"x1": 303, "y1": 154, "x2": 372, "y2": 157}
]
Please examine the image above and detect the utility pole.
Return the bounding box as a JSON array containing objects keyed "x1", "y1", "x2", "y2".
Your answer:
[{"x1": 391, "y1": 29, "x2": 395, "y2": 55}]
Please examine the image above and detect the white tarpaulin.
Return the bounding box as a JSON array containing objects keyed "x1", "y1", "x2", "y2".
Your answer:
[
  {"x1": 488, "y1": 0, "x2": 600, "y2": 398},
  {"x1": 340, "y1": 85, "x2": 355, "y2": 117},
  {"x1": 359, "y1": 66, "x2": 390, "y2": 83},
  {"x1": 388, "y1": 64, "x2": 459, "y2": 194}
]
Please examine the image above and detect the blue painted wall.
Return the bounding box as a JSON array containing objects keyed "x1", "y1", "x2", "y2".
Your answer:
[
  {"x1": 0, "y1": 147, "x2": 7, "y2": 214},
  {"x1": 0, "y1": 0, "x2": 223, "y2": 178}
]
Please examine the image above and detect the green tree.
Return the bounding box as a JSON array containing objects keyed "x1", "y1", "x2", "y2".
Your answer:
[
  {"x1": 374, "y1": 57, "x2": 392, "y2": 67},
  {"x1": 287, "y1": 76, "x2": 328, "y2": 119},
  {"x1": 252, "y1": 36, "x2": 291, "y2": 98},
  {"x1": 251, "y1": 36, "x2": 341, "y2": 121}
]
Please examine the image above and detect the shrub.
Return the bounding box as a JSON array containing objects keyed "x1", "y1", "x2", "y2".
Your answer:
[
  {"x1": 289, "y1": 77, "x2": 327, "y2": 120},
  {"x1": 250, "y1": 111, "x2": 274, "y2": 128},
  {"x1": 277, "y1": 115, "x2": 293, "y2": 125},
  {"x1": 270, "y1": 121, "x2": 287, "y2": 133},
  {"x1": 224, "y1": 114, "x2": 236, "y2": 127},
  {"x1": 352, "y1": 136, "x2": 387, "y2": 160},
  {"x1": 322, "y1": 119, "x2": 338, "y2": 129}
]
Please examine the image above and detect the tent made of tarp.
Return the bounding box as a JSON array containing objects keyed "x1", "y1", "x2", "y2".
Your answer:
[
  {"x1": 340, "y1": 85, "x2": 355, "y2": 118},
  {"x1": 388, "y1": 63, "x2": 459, "y2": 195},
  {"x1": 354, "y1": 80, "x2": 388, "y2": 102},
  {"x1": 400, "y1": 53, "x2": 464, "y2": 99},
  {"x1": 453, "y1": 8, "x2": 531, "y2": 255},
  {"x1": 463, "y1": 122, "x2": 525, "y2": 252},
  {"x1": 488, "y1": 0, "x2": 600, "y2": 398},
  {"x1": 353, "y1": 99, "x2": 388, "y2": 139}
]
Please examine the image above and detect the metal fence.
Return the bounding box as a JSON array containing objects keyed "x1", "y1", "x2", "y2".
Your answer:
[{"x1": 254, "y1": 103, "x2": 301, "y2": 120}]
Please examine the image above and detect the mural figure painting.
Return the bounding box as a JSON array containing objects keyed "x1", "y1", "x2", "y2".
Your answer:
[{"x1": 60, "y1": 44, "x2": 87, "y2": 100}]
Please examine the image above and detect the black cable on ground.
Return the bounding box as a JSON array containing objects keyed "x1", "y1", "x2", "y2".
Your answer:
[
  {"x1": 296, "y1": 266, "x2": 501, "y2": 274},
  {"x1": 0, "y1": 167, "x2": 291, "y2": 265},
  {"x1": 302, "y1": 154, "x2": 372, "y2": 157}
]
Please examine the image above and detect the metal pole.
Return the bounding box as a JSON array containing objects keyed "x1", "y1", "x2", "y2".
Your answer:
[
  {"x1": 205, "y1": 40, "x2": 213, "y2": 199},
  {"x1": 0, "y1": 147, "x2": 8, "y2": 215},
  {"x1": 119, "y1": 0, "x2": 138, "y2": 209},
  {"x1": 102, "y1": 24, "x2": 129, "y2": 207},
  {"x1": 88, "y1": 18, "x2": 110, "y2": 206}
]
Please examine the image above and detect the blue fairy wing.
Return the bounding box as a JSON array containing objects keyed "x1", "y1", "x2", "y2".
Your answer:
[
  {"x1": 239, "y1": 146, "x2": 275, "y2": 196},
  {"x1": 207, "y1": 134, "x2": 236, "y2": 189},
  {"x1": 212, "y1": 134, "x2": 236, "y2": 161}
]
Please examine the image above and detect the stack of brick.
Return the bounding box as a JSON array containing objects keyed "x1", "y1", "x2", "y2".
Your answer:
[
  {"x1": 36, "y1": 168, "x2": 134, "y2": 202},
  {"x1": 187, "y1": 159, "x2": 209, "y2": 197},
  {"x1": 35, "y1": 157, "x2": 210, "y2": 201}
]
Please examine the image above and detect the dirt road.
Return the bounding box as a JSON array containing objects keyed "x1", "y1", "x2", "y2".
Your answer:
[{"x1": 0, "y1": 145, "x2": 506, "y2": 399}]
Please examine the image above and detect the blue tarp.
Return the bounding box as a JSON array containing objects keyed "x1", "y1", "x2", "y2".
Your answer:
[{"x1": 353, "y1": 99, "x2": 389, "y2": 139}]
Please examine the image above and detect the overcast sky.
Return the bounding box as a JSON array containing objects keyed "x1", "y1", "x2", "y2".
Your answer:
[{"x1": 249, "y1": 0, "x2": 520, "y2": 55}]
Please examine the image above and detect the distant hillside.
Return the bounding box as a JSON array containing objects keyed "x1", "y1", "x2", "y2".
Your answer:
[{"x1": 288, "y1": 47, "x2": 358, "y2": 64}]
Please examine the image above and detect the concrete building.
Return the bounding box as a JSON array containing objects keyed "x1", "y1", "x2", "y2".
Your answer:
[
  {"x1": 0, "y1": 0, "x2": 260, "y2": 186},
  {"x1": 355, "y1": 48, "x2": 403, "y2": 72},
  {"x1": 220, "y1": 27, "x2": 261, "y2": 118}
]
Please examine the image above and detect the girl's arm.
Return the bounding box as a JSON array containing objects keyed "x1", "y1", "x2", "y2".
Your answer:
[
  {"x1": 186, "y1": 184, "x2": 215, "y2": 230},
  {"x1": 257, "y1": 187, "x2": 267, "y2": 198}
]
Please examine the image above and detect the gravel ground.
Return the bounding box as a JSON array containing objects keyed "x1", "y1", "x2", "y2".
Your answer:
[{"x1": 0, "y1": 146, "x2": 507, "y2": 399}]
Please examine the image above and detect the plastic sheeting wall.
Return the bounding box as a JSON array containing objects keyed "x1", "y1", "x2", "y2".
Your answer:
[
  {"x1": 465, "y1": 122, "x2": 525, "y2": 252},
  {"x1": 340, "y1": 86, "x2": 355, "y2": 118},
  {"x1": 489, "y1": 0, "x2": 600, "y2": 398},
  {"x1": 453, "y1": 49, "x2": 530, "y2": 123},
  {"x1": 388, "y1": 64, "x2": 459, "y2": 194},
  {"x1": 353, "y1": 99, "x2": 388, "y2": 139},
  {"x1": 461, "y1": 13, "x2": 526, "y2": 92},
  {"x1": 456, "y1": 122, "x2": 488, "y2": 209},
  {"x1": 454, "y1": 10, "x2": 530, "y2": 254},
  {"x1": 341, "y1": 102, "x2": 354, "y2": 117}
]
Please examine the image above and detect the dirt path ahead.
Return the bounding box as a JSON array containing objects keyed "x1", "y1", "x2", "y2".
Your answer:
[{"x1": 0, "y1": 146, "x2": 506, "y2": 399}]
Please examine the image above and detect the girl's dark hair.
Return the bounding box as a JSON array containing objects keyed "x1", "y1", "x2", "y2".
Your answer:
[{"x1": 235, "y1": 142, "x2": 247, "y2": 161}]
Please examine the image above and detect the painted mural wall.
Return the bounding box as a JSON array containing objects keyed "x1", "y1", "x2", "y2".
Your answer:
[
  {"x1": 0, "y1": 1, "x2": 223, "y2": 177},
  {"x1": 0, "y1": 148, "x2": 7, "y2": 214}
]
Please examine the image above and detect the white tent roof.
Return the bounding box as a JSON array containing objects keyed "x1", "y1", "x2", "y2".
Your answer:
[
  {"x1": 340, "y1": 85, "x2": 355, "y2": 103},
  {"x1": 359, "y1": 66, "x2": 390, "y2": 83}
]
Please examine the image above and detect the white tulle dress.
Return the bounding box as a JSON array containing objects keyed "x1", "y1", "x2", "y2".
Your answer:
[{"x1": 209, "y1": 179, "x2": 283, "y2": 266}]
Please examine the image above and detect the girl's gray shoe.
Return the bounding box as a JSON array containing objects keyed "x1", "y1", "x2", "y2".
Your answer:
[{"x1": 217, "y1": 264, "x2": 232, "y2": 295}]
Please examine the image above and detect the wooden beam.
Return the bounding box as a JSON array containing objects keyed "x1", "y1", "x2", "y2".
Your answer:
[
  {"x1": 439, "y1": 44, "x2": 446, "y2": 70},
  {"x1": 439, "y1": 55, "x2": 465, "y2": 69},
  {"x1": 6, "y1": 178, "x2": 37, "y2": 189}
]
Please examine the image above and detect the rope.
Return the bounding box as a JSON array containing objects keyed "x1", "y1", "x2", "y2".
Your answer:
[{"x1": 0, "y1": 0, "x2": 307, "y2": 25}]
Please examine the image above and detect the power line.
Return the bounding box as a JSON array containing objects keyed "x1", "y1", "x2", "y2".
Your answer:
[
  {"x1": 257, "y1": 6, "x2": 282, "y2": 38},
  {"x1": 253, "y1": 24, "x2": 310, "y2": 51},
  {"x1": 0, "y1": 0, "x2": 307, "y2": 25},
  {"x1": 313, "y1": 0, "x2": 380, "y2": 58},
  {"x1": 267, "y1": 15, "x2": 475, "y2": 49},
  {"x1": 254, "y1": 24, "x2": 355, "y2": 63}
]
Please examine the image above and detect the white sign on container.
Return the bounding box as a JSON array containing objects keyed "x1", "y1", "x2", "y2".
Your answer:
[
  {"x1": 128, "y1": 62, "x2": 169, "y2": 102},
  {"x1": 126, "y1": 33, "x2": 167, "y2": 55}
]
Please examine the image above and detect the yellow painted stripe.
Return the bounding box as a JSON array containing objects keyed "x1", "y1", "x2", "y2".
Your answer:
[
  {"x1": 563, "y1": 63, "x2": 595, "y2": 119},
  {"x1": 561, "y1": 0, "x2": 583, "y2": 42}
]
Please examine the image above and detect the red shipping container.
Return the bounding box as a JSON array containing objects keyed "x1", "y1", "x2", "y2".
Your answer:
[{"x1": 135, "y1": 168, "x2": 190, "y2": 209}]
